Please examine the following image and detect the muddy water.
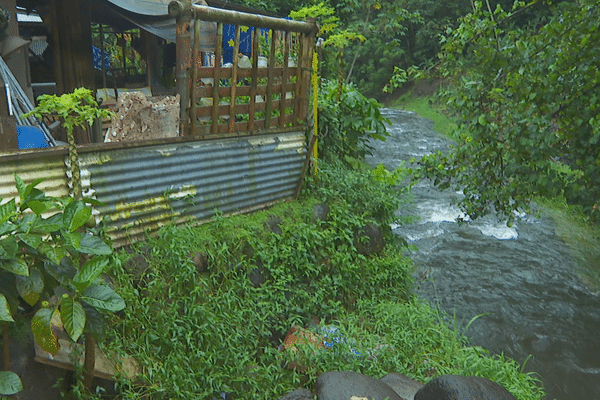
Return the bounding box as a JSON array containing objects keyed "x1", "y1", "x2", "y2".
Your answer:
[{"x1": 366, "y1": 109, "x2": 600, "y2": 400}]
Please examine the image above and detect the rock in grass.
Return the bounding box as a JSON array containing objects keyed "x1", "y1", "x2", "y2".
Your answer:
[
  {"x1": 278, "y1": 388, "x2": 313, "y2": 400},
  {"x1": 414, "y1": 375, "x2": 517, "y2": 400},
  {"x1": 353, "y1": 222, "x2": 385, "y2": 255},
  {"x1": 316, "y1": 371, "x2": 403, "y2": 400}
]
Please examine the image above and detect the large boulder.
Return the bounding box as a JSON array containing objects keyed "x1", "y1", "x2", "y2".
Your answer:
[
  {"x1": 380, "y1": 372, "x2": 424, "y2": 400},
  {"x1": 316, "y1": 371, "x2": 403, "y2": 400},
  {"x1": 278, "y1": 388, "x2": 314, "y2": 400},
  {"x1": 414, "y1": 375, "x2": 517, "y2": 400},
  {"x1": 353, "y1": 223, "x2": 385, "y2": 255}
]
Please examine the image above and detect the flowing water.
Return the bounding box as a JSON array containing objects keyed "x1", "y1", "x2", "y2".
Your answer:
[{"x1": 366, "y1": 109, "x2": 600, "y2": 400}]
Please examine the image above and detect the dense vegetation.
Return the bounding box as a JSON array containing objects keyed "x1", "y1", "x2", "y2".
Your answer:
[
  {"x1": 8, "y1": 0, "x2": 596, "y2": 398},
  {"x1": 413, "y1": 0, "x2": 600, "y2": 225},
  {"x1": 100, "y1": 158, "x2": 544, "y2": 399}
]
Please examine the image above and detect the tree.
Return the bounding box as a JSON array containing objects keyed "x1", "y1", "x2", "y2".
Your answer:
[{"x1": 418, "y1": 0, "x2": 600, "y2": 225}]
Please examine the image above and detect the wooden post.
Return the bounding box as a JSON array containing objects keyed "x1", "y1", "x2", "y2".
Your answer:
[
  {"x1": 169, "y1": 0, "x2": 192, "y2": 136},
  {"x1": 0, "y1": 73, "x2": 17, "y2": 150},
  {"x1": 49, "y1": 0, "x2": 95, "y2": 95}
]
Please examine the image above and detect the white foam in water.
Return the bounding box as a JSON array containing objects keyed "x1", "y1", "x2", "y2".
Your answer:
[
  {"x1": 477, "y1": 222, "x2": 519, "y2": 240},
  {"x1": 404, "y1": 227, "x2": 445, "y2": 242},
  {"x1": 419, "y1": 202, "x2": 467, "y2": 223}
]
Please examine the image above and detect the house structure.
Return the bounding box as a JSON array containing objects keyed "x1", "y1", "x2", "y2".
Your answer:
[{"x1": 0, "y1": 0, "x2": 318, "y2": 248}]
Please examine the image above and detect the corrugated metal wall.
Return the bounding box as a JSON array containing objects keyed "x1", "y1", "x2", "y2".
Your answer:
[
  {"x1": 0, "y1": 150, "x2": 69, "y2": 202},
  {"x1": 80, "y1": 129, "x2": 307, "y2": 246}
]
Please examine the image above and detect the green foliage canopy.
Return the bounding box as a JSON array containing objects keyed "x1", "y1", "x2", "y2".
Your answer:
[{"x1": 418, "y1": 0, "x2": 600, "y2": 225}]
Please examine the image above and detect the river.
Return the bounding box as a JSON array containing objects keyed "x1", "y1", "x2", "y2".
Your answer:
[{"x1": 366, "y1": 109, "x2": 600, "y2": 400}]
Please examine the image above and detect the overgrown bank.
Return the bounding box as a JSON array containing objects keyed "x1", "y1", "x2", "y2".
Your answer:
[{"x1": 103, "y1": 160, "x2": 545, "y2": 399}]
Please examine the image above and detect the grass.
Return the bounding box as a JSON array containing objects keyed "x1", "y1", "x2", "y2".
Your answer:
[
  {"x1": 388, "y1": 93, "x2": 458, "y2": 139},
  {"x1": 97, "y1": 160, "x2": 545, "y2": 400},
  {"x1": 537, "y1": 196, "x2": 600, "y2": 291}
]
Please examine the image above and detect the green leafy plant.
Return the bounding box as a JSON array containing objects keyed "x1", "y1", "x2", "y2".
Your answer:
[
  {"x1": 417, "y1": 0, "x2": 600, "y2": 224},
  {"x1": 317, "y1": 80, "x2": 389, "y2": 162},
  {"x1": 0, "y1": 175, "x2": 123, "y2": 396},
  {"x1": 23, "y1": 88, "x2": 114, "y2": 200}
]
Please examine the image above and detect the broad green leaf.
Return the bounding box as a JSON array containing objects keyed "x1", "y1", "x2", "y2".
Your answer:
[
  {"x1": 0, "y1": 199, "x2": 17, "y2": 225},
  {"x1": 79, "y1": 234, "x2": 112, "y2": 256},
  {"x1": 15, "y1": 268, "x2": 44, "y2": 306},
  {"x1": 19, "y1": 188, "x2": 45, "y2": 212},
  {"x1": 74, "y1": 257, "x2": 109, "y2": 287},
  {"x1": 31, "y1": 307, "x2": 61, "y2": 356},
  {"x1": 0, "y1": 371, "x2": 23, "y2": 396},
  {"x1": 0, "y1": 259, "x2": 28, "y2": 277},
  {"x1": 60, "y1": 295, "x2": 86, "y2": 342},
  {"x1": 83, "y1": 197, "x2": 105, "y2": 207},
  {"x1": 83, "y1": 302, "x2": 105, "y2": 340},
  {"x1": 0, "y1": 221, "x2": 16, "y2": 236},
  {"x1": 17, "y1": 233, "x2": 43, "y2": 249},
  {"x1": 35, "y1": 213, "x2": 64, "y2": 233},
  {"x1": 38, "y1": 243, "x2": 67, "y2": 265},
  {"x1": 0, "y1": 236, "x2": 18, "y2": 259},
  {"x1": 82, "y1": 284, "x2": 125, "y2": 312},
  {"x1": 43, "y1": 258, "x2": 77, "y2": 284},
  {"x1": 62, "y1": 230, "x2": 82, "y2": 250},
  {"x1": 26, "y1": 200, "x2": 53, "y2": 215},
  {"x1": 16, "y1": 213, "x2": 37, "y2": 234},
  {"x1": 0, "y1": 293, "x2": 14, "y2": 322},
  {"x1": 13, "y1": 174, "x2": 27, "y2": 202},
  {"x1": 63, "y1": 201, "x2": 92, "y2": 233}
]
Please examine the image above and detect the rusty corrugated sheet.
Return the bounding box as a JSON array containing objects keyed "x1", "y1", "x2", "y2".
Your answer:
[
  {"x1": 0, "y1": 151, "x2": 69, "y2": 203},
  {"x1": 80, "y1": 129, "x2": 306, "y2": 246}
]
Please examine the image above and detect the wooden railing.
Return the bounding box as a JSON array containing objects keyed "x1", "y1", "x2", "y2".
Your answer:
[{"x1": 168, "y1": 1, "x2": 317, "y2": 138}]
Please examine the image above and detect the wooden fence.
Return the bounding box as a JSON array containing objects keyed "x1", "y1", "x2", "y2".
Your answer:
[{"x1": 169, "y1": 1, "x2": 318, "y2": 138}]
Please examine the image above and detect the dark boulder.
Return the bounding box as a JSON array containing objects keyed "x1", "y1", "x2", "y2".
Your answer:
[
  {"x1": 312, "y1": 203, "x2": 330, "y2": 222},
  {"x1": 278, "y1": 388, "x2": 314, "y2": 400},
  {"x1": 414, "y1": 375, "x2": 517, "y2": 400},
  {"x1": 248, "y1": 263, "x2": 266, "y2": 287},
  {"x1": 380, "y1": 372, "x2": 424, "y2": 400},
  {"x1": 316, "y1": 371, "x2": 403, "y2": 400},
  {"x1": 265, "y1": 215, "x2": 283, "y2": 235},
  {"x1": 353, "y1": 222, "x2": 385, "y2": 255}
]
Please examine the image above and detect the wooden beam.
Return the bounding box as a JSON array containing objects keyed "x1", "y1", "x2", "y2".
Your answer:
[{"x1": 49, "y1": 0, "x2": 95, "y2": 95}]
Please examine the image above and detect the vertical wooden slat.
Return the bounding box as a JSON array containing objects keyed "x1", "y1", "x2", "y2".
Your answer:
[
  {"x1": 249, "y1": 27, "x2": 260, "y2": 131},
  {"x1": 191, "y1": 16, "x2": 201, "y2": 137},
  {"x1": 297, "y1": 33, "x2": 314, "y2": 125},
  {"x1": 265, "y1": 30, "x2": 277, "y2": 129},
  {"x1": 229, "y1": 25, "x2": 241, "y2": 133},
  {"x1": 279, "y1": 31, "x2": 291, "y2": 127},
  {"x1": 293, "y1": 33, "x2": 304, "y2": 127},
  {"x1": 212, "y1": 22, "x2": 223, "y2": 135}
]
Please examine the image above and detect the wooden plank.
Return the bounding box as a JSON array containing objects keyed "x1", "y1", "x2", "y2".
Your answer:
[
  {"x1": 212, "y1": 22, "x2": 223, "y2": 134},
  {"x1": 249, "y1": 27, "x2": 260, "y2": 131},
  {"x1": 191, "y1": 15, "x2": 201, "y2": 137},
  {"x1": 265, "y1": 30, "x2": 277, "y2": 129},
  {"x1": 229, "y1": 25, "x2": 241, "y2": 133},
  {"x1": 279, "y1": 31, "x2": 291, "y2": 127},
  {"x1": 34, "y1": 339, "x2": 141, "y2": 382}
]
